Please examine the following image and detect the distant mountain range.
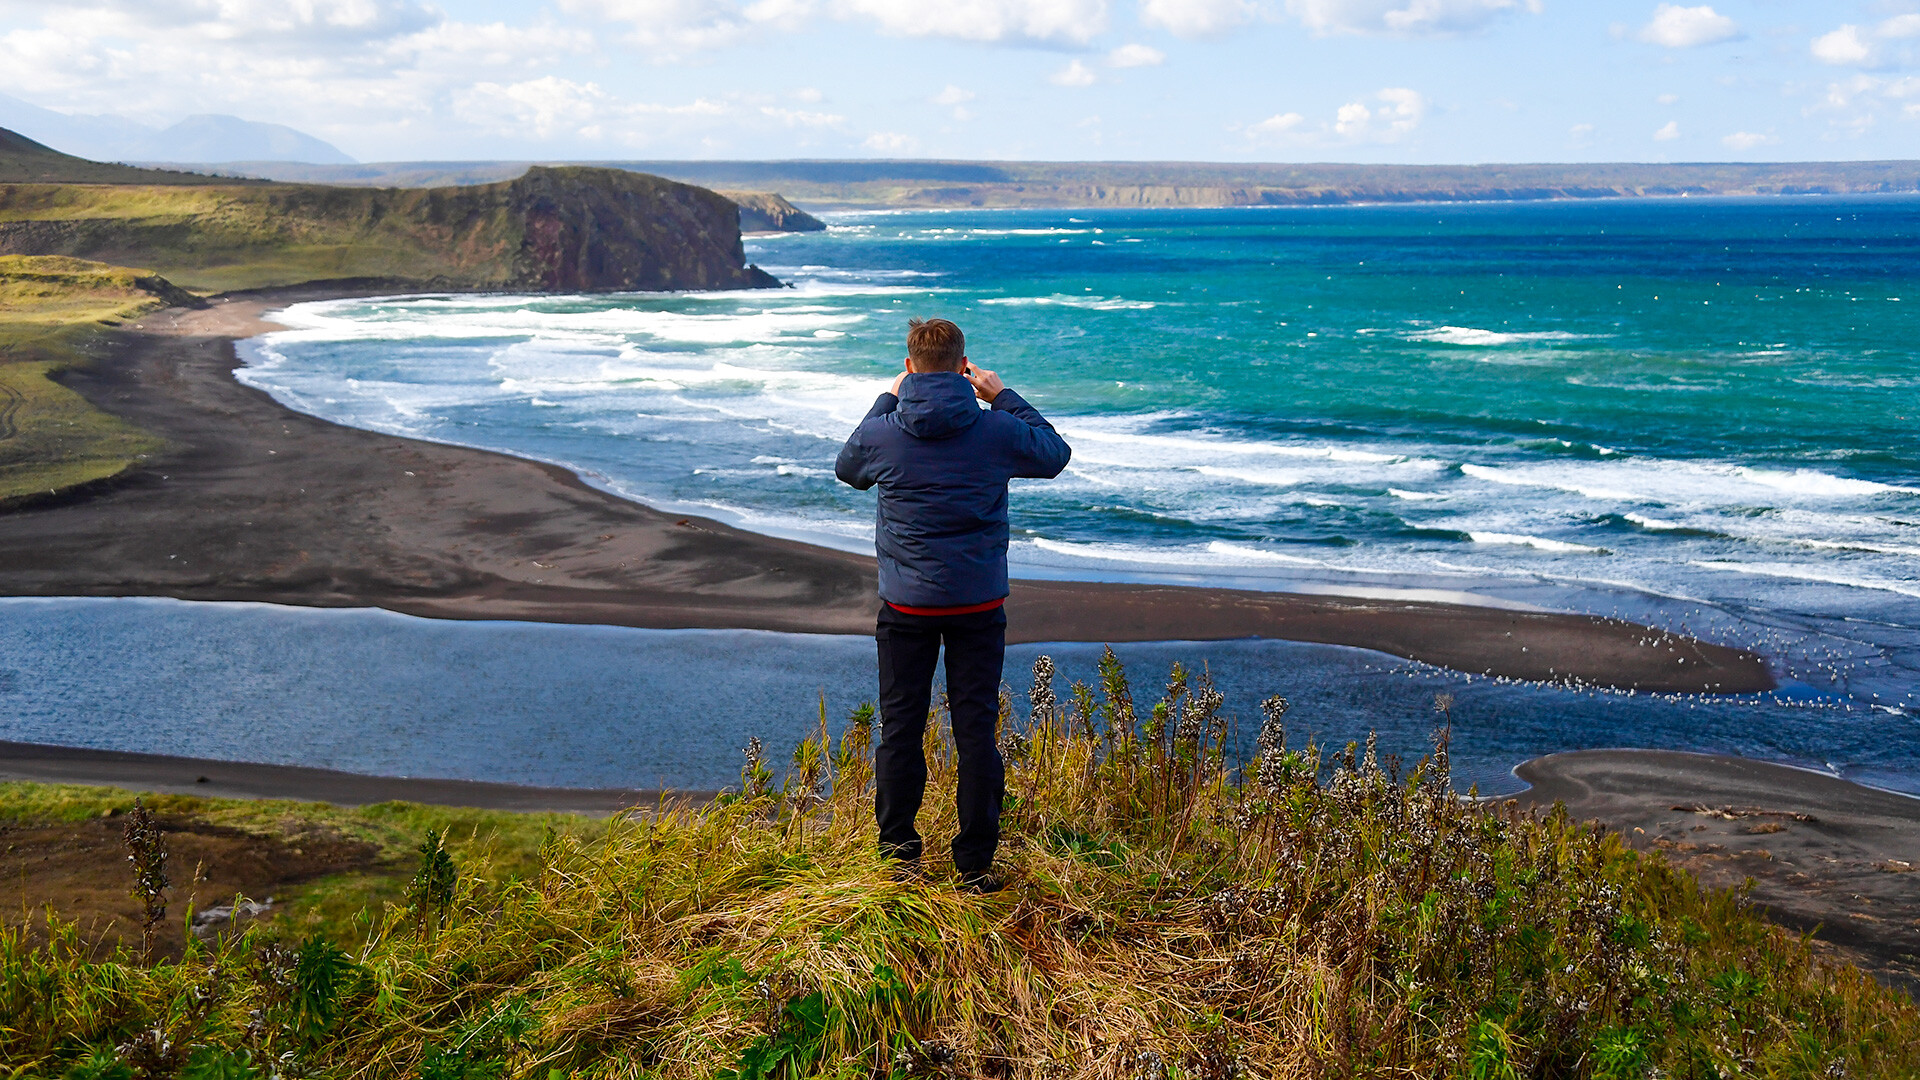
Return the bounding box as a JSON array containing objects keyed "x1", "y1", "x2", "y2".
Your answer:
[{"x1": 0, "y1": 93, "x2": 353, "y2": 165}]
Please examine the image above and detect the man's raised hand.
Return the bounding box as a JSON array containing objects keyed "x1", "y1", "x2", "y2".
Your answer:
[{"x1": 963, "y1": 361, "x2": 1005, "y2": 403}]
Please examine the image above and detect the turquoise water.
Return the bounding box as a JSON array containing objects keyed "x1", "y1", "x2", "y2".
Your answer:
[{"x1": 238, "y1": 198, "x2": 1920, "y2": 713}]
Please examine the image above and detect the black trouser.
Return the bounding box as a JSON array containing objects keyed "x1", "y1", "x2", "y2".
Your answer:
[{"x1": 874, "y1": 602, "x2": 1006, "y2": 875}]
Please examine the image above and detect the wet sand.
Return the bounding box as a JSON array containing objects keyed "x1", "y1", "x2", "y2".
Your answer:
[
  {"x1": 1515, "y1": 749, "x2": 1920, "y2": 993},
  {"x1": 0, "y1": 739, "x2": 701, "y2": 814},
  {"x1": 0, "y1": 290, "x2": 1774, "y2": 694}
]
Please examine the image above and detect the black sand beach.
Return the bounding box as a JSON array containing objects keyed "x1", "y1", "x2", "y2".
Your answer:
[{"x1": 0, "y1": 292, "x2": 1775, "y2": 694}]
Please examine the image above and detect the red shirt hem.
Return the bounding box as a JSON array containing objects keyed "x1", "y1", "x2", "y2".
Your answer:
[{"x1": 884, "y1": 597, "x2": 1007, "y2": 617}]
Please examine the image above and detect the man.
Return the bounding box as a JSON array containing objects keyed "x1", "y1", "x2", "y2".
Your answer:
[{"x1": 835, "y1": 318, "x2": 1071, "y2": 892}]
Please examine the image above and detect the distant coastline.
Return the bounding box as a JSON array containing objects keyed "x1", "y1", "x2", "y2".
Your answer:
[{"x1": 212, "y1": 158, "x2": 1920, "y2": 210}]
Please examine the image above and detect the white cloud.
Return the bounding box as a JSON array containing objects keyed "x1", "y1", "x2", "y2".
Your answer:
[
  {"x1": 932, "y1": 84, "x2": 974, "y2": 120},
  {"x1": 1050, "y1": 59, "x2": 1099, "y2": 86},
  {"x1": 760, "y1": 105, "x2": 845, "y2": 127},
  {"x1": 558, "y1": 0, "x2": 804, "y2": 55},
  {"x1": 1808, "y1": 73, "x2": 1920, "y2": 135},
  {"x1": 1248, "y1": 111, "x2": 1306, "y2": 137},
  {"x1": 1653, "y1": 119, "x2": 1680, "y2": 140},
  {"x1": 1245, "y1": 87, "x2": 1425, "y2": 144},
  {"x1": 1812, "y1": 25, "x2": 1875, "y2": 67},
  {"x1": 1721, "y1": 130, "x2": 1773, "y2": 150},
  {"x1": 1107, "y1": 42, "x2": 1166, "y2": 66},
  {"x1": 863, "y1": 130, "x2": 918, "y2": 152},
  {"x1": 0, "y1": 0, "x2": 593, "y2": 142},
  {"x1": 453, "y1": 76, "x2": 731, "y2": 143},
  {"x1": 454, "y1": 77, "x2": 610, "y2": 140},
  {"x1": 1883, "y1": 14, "x2": 1920, "y2": 40},
  {"x1": 1656, "y1": 92, "x2": 1679, "y2": 105},
  {"x1": 1638, "y1": 5, "x2": 1740, "y2": 49},
  {"x1": 1285, "y1": 0, "x2": 1540, "y2": 37},
  {"x1": 835, "y1": 0, "x2": 1108, "y2": 45},
  {"x1": 1140, "y1": 0, "x2": 1255, "y2": 37}
]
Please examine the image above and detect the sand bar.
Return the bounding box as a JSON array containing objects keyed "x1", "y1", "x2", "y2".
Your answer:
[
  {"x1": 0, "y1": 290, "x2": 1774, "y2": 694},
  {"x1": 0, "y1": 739, "x2": 702, "y2": 814}
]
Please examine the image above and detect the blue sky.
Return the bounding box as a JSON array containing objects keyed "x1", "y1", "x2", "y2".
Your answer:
[{"x1": 1, "y1": 0, "x2": 1917, "y2": 163}]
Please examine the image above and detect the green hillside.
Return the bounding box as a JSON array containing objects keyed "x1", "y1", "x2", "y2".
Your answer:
[
  {"x1": 0, "y1": 127, "x2": 248, "y2": 186},
  {"x1": 0, "y1": 165, "x2": 774, "y2": 294}
]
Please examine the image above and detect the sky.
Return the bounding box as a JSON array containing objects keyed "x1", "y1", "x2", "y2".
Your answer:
[{"x1": 1, "y1": 1, "x2": 1918, "y2": 164}]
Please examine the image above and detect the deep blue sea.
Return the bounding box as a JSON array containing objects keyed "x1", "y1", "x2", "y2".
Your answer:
[
  {"x1": 16, "y1": 198, "x2": 1915, "y2": 797},
  {"x1": 237, "y1": 199, "x2": 1919, "y2": 714}
]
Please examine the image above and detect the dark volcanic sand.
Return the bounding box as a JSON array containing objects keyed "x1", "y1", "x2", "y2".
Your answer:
[
  {"x1": 0, "y1": 293, "x2": 1772, "y2": 694},
  {"x1": 1516, "y1": 750, "x2": 1920, "y2": 994},
  {"x1": 0, "y1": 739, "x2": 699, "y2": 813}
]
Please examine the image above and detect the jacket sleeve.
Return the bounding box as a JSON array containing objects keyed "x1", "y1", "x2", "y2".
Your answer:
[
  {"x1": 989, "y1": 388, "x2": 1072, "y2": 479},
  {"x1": 834, "y1": 392, "x2": 899, "y2": 490}
]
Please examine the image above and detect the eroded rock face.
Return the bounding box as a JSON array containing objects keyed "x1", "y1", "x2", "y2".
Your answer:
[
  {"x1": 510, "y1": 167, "x2": 779, "y2": 291},
  {"x1": 720, "y1": 190, "x2": 827, "y2": 233}
]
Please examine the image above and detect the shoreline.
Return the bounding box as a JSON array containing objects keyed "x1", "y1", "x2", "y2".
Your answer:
[
  {"x1": 0, "y1": 287, "x2": 1775, "y2": 694},
  {"x1": 1513, "y1": 749, "x2": 1920, "y2": 993},
  {"x1": 0, "y1": 739, "x2": 707, "y2": 814}
]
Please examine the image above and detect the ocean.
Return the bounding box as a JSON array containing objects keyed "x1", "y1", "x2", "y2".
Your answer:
[{"x1": 235, "y1": 197, "x2": 1919, "y2": 719}]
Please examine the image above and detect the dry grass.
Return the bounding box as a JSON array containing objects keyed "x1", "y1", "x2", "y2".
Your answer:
[{"x1": 6, "y1": 651, "x2": 1919, "y2": 1079}]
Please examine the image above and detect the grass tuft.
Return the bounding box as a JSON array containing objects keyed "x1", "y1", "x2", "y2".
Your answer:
[{"x1": 4, "y1": 651, "x2": 1918, "y2": 1078}]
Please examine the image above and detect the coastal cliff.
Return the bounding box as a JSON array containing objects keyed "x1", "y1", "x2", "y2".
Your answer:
[
  {"x1": 721, "y1": 190, "x2": 827, "y2": 232},
  {"x1": 0, "y1": 158, "x2": 777, "y2": 294}
]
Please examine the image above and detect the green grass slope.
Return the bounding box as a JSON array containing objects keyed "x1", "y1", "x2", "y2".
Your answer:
[
  {"x1": 0, "y1": 165, "x2": 776, "y2": 294},
  {"x1": 6, "y1": 653, "x2": 1917, "y2": 1079},
  {"x1": 0, "y1": 255, "x2": 180, "y2": 502}
]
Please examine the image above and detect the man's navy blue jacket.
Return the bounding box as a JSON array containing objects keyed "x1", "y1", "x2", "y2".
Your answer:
[{"x1": 835, "y1": 372, "x2": 1071, "y2": 608}]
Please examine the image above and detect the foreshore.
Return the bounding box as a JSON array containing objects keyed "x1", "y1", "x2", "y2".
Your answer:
[
  {"x1": 1513, "y1": 749, "x2": 1920, "y2": 993},
  {"x1": 0, "y1": 739, "x2": 705, "y2": 813},
  {"x1": 0, "y1": 288, "x2": 1775, "y2": 693}
]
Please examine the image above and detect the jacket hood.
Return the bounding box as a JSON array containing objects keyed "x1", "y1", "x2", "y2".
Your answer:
[{"x1": 892, "y1": 372, "x2": 982, "y2": 440}]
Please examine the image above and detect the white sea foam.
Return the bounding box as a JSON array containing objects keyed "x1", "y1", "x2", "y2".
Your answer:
[
  {"x1": 1788, "y1": 538, "x2": 1920, "y2": 557},
  {"x1": 1192, "y1": 465, "x2": 1304, "y2": 487},
  {"x1": 1388, "y1": 488, "x2": 1446, "y2": 501},
  {"x1": 1732, "y1": 467, "x2": 1920, "y2": 497},
  {"x1": 1061, "y1": 424, "x2": 1409, "y2": 465},
  {"x1": 1459, "y1": 463, "x2": 1641, "y2": 502},
  {"x1": 1469, "y1": 532, "x2": 1609, "y2": 554},
  {"x1": 979, "y1": 294, "x2": 1157, "y2": 310},
  {"x1": 1624, "y1": 512, "x2": 1686, "y2": 530},
  {"x1": 1023, "y1": 537, "x2": 1330, "y2": 569},
  {"x1": 1457, "y1": 459, "x2": 1920, "y2": 506},
  {"x1": 1406, "y1": 326, "x2": 1592, "y2": 346},
  {"x1": 268, "y1": 300, "x2": 870, "y2": 345},
  {"x1": 1691, "y1": 561, "x2": 1920, "y2": 599}
]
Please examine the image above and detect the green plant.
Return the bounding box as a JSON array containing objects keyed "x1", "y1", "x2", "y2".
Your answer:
[
  {"x1": 61, "y1": 1048, "x2": 133, "y2": 1080},
  {"x1": 408, "y1": 828, "x2": 458, "y2": 938}
]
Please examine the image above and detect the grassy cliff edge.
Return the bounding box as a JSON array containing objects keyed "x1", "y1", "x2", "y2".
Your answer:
[{"x1": 5, "y1": 654, "x2": 1917, "y2": 1079}]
